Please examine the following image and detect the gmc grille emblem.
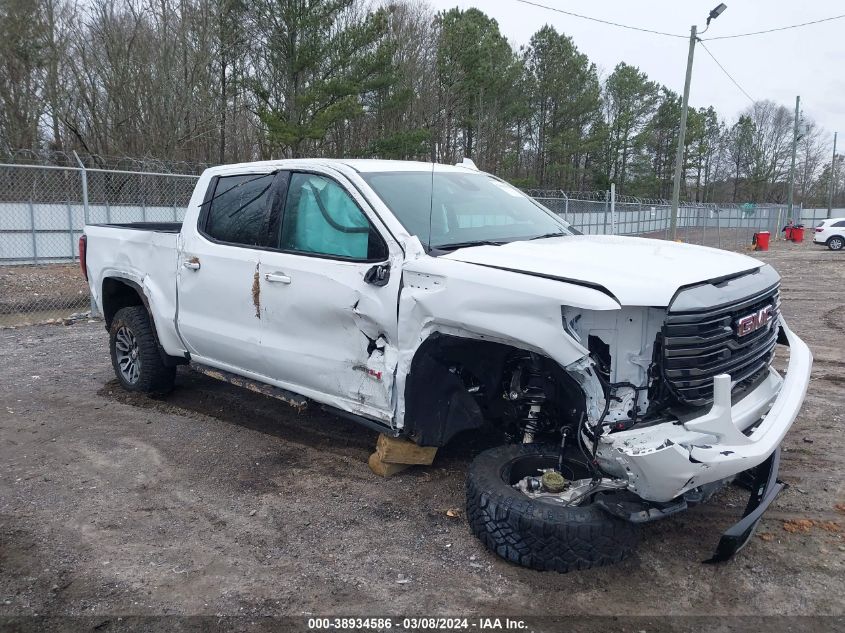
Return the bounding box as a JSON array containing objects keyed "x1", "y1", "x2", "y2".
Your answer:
[{"x1": 736, "y1": 304, "x2": 773, "y2": 337}]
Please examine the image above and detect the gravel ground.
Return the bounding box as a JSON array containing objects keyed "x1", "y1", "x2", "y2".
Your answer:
[{"x1": 0, "y1": 239, "x2": 843, "y2": 630}]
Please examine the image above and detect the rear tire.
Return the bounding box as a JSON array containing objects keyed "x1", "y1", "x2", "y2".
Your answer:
[
  {"x1": 828, "y1": 236, "x2": 844, "y2": 251},
  {"x1": 466, "y1": 443, "x2": 638, "y2": 573},
  {"x1": 109, "y1": 306, "x2": 176, "y2": 393}
]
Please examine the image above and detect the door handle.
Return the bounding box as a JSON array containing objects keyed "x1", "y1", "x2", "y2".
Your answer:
[
  {"x1": 265, "y1": 272, "x2": 291, "y2": 284},
  {"x1": 182, "y1": 258, "x2": 201, "y2": 270}
]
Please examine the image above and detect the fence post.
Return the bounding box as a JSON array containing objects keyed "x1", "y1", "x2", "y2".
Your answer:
[
  {"x1": 28, "y1": 200, "x2": 37, "y2": 264},
  {"x1": 716, "y1": 207, "x2": 721, "y2": 249},
  {"x1": 73, "y1": 151, "x2": 97, "y2": 316},
  {"x1": 603, "y1": 190, "x2": 609, "y2": 234},
  {"x1": 561, "y1": 190, "x2": 569, "y2": 223},
  {"x1": 610, "y1": 183, "x2": 616, "y2": 235},
  {"x1": 637, "y1": 198, "x2": 643, "y2": 235},
  {"x1": 73, "y1": 152, "x2": 90, "y2": 225}
]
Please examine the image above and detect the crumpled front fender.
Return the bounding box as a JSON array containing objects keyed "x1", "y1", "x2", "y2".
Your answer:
[{"x1": 395, "y1": 255, "x2": 620, "y2": 429}]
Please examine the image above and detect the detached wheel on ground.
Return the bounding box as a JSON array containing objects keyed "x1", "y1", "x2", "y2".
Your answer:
[
  {"x1": 466, "y1": 443, "x2": 638, "y2": 573},
  {"x1": 828, "y1": 236, "x2": 844, "y2": 251},
  {"x1": 109, "y1": 306, "x2": 176, "y2": 393}
]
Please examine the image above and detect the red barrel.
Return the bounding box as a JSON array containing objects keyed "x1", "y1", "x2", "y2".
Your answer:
[
  {"x1": 791, "y1": 226, "x2": 805, "y2": 242},
  {"x1": 784, "y1": 226, "x2": 793, "y2": 241},
  {"x1": 753, "y1": 231, "x2": 770, "y2": 251}
]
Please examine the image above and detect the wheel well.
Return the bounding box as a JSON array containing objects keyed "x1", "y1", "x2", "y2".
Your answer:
[
  {"x1": 101, "y1": 277, "x2": 187, "y2": 367},
  {"x1": 403, "y1": 333, "x2": 585, "y2": 448},
  {"x1": 101, "y1": 277, "x2": 145, "y2": 328}
]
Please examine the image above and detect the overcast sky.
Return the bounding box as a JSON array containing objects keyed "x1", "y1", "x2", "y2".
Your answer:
[{"x1": 426, "y1": 0, "x2": 844, "y2": 146}]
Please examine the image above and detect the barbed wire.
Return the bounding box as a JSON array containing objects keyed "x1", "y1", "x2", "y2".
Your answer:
[
  {"x1": 0, "y1": 152, "x2": 804, "y2": 208},
  {"x1": 0, "y1": 149, "x2": 211, "y2": 175}
]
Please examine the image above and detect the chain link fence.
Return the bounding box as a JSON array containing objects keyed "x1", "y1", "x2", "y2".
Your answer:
[
  {"x1": 0, "y1": 162, "x2": 830, "y2": 326},
  {"x1": 525, "y1": 189, "x2": 830, "y2": 250},
  {"x1": 0, "y1": 161, "x2": 198, "y2": 326}
]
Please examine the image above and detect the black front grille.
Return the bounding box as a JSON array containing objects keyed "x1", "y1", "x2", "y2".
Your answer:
[{"x1": 662, "y1": 285, "x2": 780, "y2": 407}]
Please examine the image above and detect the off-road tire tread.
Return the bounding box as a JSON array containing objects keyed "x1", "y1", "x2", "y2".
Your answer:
[
  {"x1": 109, "y1": 306, "x2": 176, "y2": 394},
  {"x1": 466, "y1": 444, "x2": 638, "y2": 573}
]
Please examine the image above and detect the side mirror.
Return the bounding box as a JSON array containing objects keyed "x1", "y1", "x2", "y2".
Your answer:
[{"x1": 364, "y1": 264, "x2": 390, "y2": 287}]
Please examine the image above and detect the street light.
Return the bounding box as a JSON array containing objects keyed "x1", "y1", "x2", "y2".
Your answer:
[
  {"x1": 669, "y1": 4, "x2": 727, "y2": 240},
  {"x1": 707, "y1": 3, "x2": 727, "y2": 26}
]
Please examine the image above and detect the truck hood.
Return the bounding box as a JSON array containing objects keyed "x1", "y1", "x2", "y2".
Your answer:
[{"x1": 442, "y1": 234, "x2": 763, "y2": 307}]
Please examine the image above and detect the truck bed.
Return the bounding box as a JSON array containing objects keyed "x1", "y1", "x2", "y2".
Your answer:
[{"x1": 84, "y1": 222, "x2": 184, "y2": 356}]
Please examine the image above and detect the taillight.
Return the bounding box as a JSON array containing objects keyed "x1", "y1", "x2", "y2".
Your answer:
[
  {"x1": 78, "y1": 235, "x2": 88, "y2": 281},
  {"x1": 815, "y1": 227, "x2": 824, "y2": 232}
]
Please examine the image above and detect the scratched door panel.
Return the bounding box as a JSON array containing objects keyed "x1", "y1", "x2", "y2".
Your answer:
[{"x1": 177, "y1": 239, "x2": 266, "y2": 374}]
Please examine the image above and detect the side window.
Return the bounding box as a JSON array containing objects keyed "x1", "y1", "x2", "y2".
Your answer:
[
  {"x1": 833, "y1": 220, "x2": 845, "y2": 228},
  {"x1": 278, "y1": 173, "x2": 387, "y2": 260},
  {"x1": 204, "y1": 173, "x2": 275, "y2": 246}
]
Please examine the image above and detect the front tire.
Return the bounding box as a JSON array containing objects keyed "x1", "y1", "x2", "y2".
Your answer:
[
  {"x1": 109, "y1": 306, "x2": 176, "y2": 393},
  {"x1": 828, "y1": 236, "x2": 844, "y2": 251},
  {"x1": 466, "y1": 444, "x2": 638, "y2": 573}
]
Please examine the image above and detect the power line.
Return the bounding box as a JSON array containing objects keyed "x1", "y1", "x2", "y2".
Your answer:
[
  {"x1": 512, "y1": 0, "x2": 688, "y2": 39},
  {"x1": 513, "y1": 0, "x2": 845, "y2": 44},
  {"x1": 698, "y1": 42, "x2": 755, "y2": 104},
  {"x1": 702, "y1": 14, "x2": 845, "y2": 40}
]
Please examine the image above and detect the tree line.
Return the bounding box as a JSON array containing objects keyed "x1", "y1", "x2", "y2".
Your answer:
[{"x1": 1, "y1": 0, "x2": 841, "y2": 205}]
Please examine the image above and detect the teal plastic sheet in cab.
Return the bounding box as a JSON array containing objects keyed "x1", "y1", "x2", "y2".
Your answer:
[{"x1": 280, "y1": 173, "x2": 370, "y2": 259}]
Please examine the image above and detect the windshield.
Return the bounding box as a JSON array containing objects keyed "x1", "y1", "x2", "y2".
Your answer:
[{"x1": 360, "y1": 171, "x2": 576, "y2": 249}]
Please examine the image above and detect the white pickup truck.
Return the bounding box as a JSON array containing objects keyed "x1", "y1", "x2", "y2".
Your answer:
[{"x1": 81, "y1": 159, "x2": 812, "y2": 572}]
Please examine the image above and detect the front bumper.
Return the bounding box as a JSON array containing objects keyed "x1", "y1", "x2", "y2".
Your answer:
[
  {"x1": 704, "y1": 446, "x2": 785, "y2": 563},
  {"x1": 596, "y1": 317, "x2": 812, "y2": 503}
]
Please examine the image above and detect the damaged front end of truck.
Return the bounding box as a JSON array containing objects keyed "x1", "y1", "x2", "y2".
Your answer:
[{"x1": 397, "y1": 253, "x2": 812, "y2": 567}]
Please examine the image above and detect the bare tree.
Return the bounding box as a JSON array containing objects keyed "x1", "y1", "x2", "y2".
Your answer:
[{"x1": 0, "y1": 0, "x2": 50, "y2": 151}]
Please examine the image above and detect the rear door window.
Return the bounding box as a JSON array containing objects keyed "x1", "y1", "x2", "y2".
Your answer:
[{"x1": 203, "y1": 173, "x2": 276, "y2": 246}]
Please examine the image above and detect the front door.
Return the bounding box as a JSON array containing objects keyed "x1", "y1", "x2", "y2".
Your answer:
[
  {"x1": 258, "y1": 170, "x2": 401, "y2": 422},
  {"x1": 177, "y1": 170, "x2": 279, "y2": 374}
]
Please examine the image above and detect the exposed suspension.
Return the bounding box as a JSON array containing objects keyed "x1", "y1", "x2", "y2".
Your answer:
[{"x1": 506, "y1": 353, "x2": 547, "y2": 443}]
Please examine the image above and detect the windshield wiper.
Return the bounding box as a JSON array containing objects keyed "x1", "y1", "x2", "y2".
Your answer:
[
  {"x1": 434, "y1": 240, "x2": 507, "y2": 251},
  {"x1": 527, "y1": 231, "x2": 567, "y2": 241}
]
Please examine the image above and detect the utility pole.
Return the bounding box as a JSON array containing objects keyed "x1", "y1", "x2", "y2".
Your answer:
[
  {"x1": 828, "y1": 131, "x2": 838, "y2": 218},
  {"x1": 667, "y1": 4, "x2": 726, "y2": 240},
  {"x1": 787, "y1": 95, "x2": 800, "y2": 222},
  {"x1": 670, "y1": 24, "x2": 697, "y2": 241}
]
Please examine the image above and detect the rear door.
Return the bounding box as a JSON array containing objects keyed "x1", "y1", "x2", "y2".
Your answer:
[
  {"x1": 177, "y1": 170, "x2": 278, "y2": 374},
  {"x1": 258, "y1": 169, "x2": 402, "y2": 422}
]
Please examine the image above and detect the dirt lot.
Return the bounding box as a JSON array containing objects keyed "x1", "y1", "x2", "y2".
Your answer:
[
  {"x1": 0, "y1": 263, "x2": 89, "y2": 322},
  {"x1": 0, "y1": 240, "x2": 843, "y2": 630}
]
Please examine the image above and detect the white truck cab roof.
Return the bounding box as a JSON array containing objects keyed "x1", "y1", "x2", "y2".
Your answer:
[{"x1": 201, "y1": 158, "x2": 480, "y2": 176}]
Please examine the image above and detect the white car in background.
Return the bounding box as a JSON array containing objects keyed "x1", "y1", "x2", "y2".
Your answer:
[{"x1": 813, "y1": 218, "x2": 845, "y2": 250}]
